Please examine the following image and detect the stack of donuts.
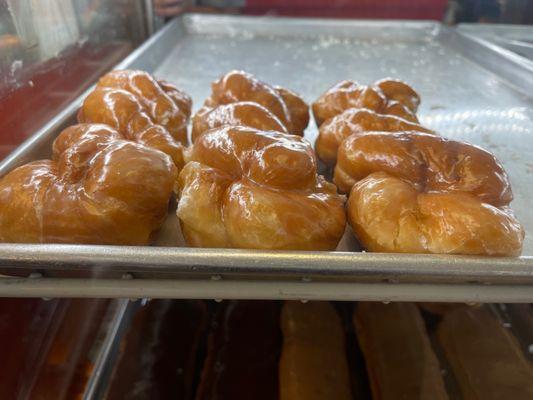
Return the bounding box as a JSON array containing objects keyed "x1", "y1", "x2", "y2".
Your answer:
[{"x1": 0, "y1": 69, "x2": 524, "y2": 256}]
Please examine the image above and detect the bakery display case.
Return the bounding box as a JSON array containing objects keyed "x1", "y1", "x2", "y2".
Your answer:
[
  {"x1": 0, "y1": 2, "x2": 532, "y2": 399},
  {"x1": 0, "y1": 14, "x2": 532, "y2": 302}
]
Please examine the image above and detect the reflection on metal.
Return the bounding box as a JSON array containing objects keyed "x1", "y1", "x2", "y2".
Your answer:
[
  {"x1": 0, "y1": 276, "x2": 532, "y2": 303},
  {"x1": 457, "y1": 23, "x2": 533, "y2": 62}
]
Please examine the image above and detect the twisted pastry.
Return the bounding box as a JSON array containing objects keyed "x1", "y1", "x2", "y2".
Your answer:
[
  {"x1": 312, "y1": 78, "x2": 420, "y2": 127},
  {"x1": 0, "y1": 124, "x2": 176, "y2": 244},
  {"x1": 343, "y1": 132, "x2": 524, "y2": 255},
  {"x1": 191, "y1": 101, "x2": 288, "y2": 143},
  {"x1": 177, "y1": 126, "x2": 346, "y2": 250},
  {"x1": 192, "y1": 70, "x2": 309, "y2": 139},
  {"x1": 316, "y1": 108, "x2": 432, "y2": 166},
  {"x1": 79, "y1": 70, "x2": 191, "y2": 171}
]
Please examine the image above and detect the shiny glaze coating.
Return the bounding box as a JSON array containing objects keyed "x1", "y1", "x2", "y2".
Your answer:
[
  {"x1": 202, "y1": 70, "x2": 309, "y2": 136},
  {"x1": 312, "y1": 78, "x2": 420, "y2": 127},
  {"x1": 280, "y1": 301, "x2": 352, "y2": 400},
  {"x1": 0, "y1": 124, "x2": 176, "y2": 244},
  {"x1": 191, "y1": 101, "x2": 288, "y2": 143},
  {"x1": 97, "y1": 70, "x2": 191, "y2": 142},
  {"x1": 347, "y1": 172, "x2": 524, "y2": 255},
  {"x1": 316, "y1": 108, "x2": 432, "y2": 166},
  {"x1": 336, "y1": 131, "x2": 513, "y2": 203},
  {"x1": 79, "y1": 70, "x2": 191, "y2": 171},
  {"x1": 177, "y1": 126, "x2": 346, "y2": 250}
]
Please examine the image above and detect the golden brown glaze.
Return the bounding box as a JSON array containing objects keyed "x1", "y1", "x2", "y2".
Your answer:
[
  {"x1": 316, "y1": 108, "x2": 433, "y2": 166},
  {"x1": 79, "y1": 70, "x2": 190, "y2": 171},
  {"x1": 438, "y1": 307, "x2": 533, "y2": 400},
  {"x1": 202, "y1": 70, "x2": 309, "y2": 135},
  {"x1": 312, "y1": 78, "x2": 420, "y2": 127},
  {"x1": 0, "y1": 124, "x2": 176, "y2": 244},
  {"x1": 354, "y1": 302, "x2": 449, "y2": 400},
  {"x1": 336, "y1": 131, "x2": 512, "y2": 203},
  {"x1": 177, "y1": 126, "x2": 346, "y2": 250},
  {"x1": 340, "y1": 131, "x2": 523, "y2": 255},
  {"x1": 280, "y1": 301, "x2": 352, "y2": 400},
  {"x1": 191, "y1": 102, "x2": 287, "y2": 143},
  {"x1": 96, "y1": 70, "x2": 191, "y2": 142},
  {"x1": 347, "y1": 172, "x2": 523, "y2": 255}
]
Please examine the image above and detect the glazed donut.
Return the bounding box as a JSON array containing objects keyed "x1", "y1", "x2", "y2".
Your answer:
[
  {"x1": 198, "y1": 70, "x2": 309, "y2": 136},
  {"x1": 343, "y1": 132, "x2": 524, "y2": 255},
  {"x1": 191, "y1": 102, "x2": 288, "y2": 143},
  {"x1": 312, "y1": 78, "x2": 420, "y2": 127},
  {"x1": 0, "y1": 124, "x2": 176, "y2": 244},
  {"x1": 177, "y1": 126, "x2": 346, "y2": 250},
  {"x1": 79, "y1": 70, "x2": 191, "y2": 171},
  {"x1": 316, "y1": 108, "x2": 433, "y2": 166}
]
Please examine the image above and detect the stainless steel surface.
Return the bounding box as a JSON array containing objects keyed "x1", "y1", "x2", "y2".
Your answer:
[
  {"x1": 457, "y1": 23, "x2": 533, "y2": 62},
  {"x1": 2, "y1": 276, "x2": 533, "y2": 303},
  {"x1": 0, "y1": 15, "x2": 532, "y2": 300}
]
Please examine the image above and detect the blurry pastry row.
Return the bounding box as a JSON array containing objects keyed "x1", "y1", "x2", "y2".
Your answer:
[
  {"x1": 0, "y1": 68, "x2": 524, "y2": 256},
  {"x1": 101, "y1": 300, "x2": 533, "y2": 400}
]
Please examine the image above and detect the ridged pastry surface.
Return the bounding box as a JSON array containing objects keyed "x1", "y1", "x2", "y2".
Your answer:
[
  {"x1": 0, "y1": 124, "x2": 176, "y2": 244},
  {"x1": 312, "y1": 78, "x2": 420, "y2": 127},
  {"x1": 177, "y1": 126, "x2": 346, "y2": 250},
  {"x1": 343, "y1": 132, "x2": 524, "y2": 255},
  {"x1": 316, "y1": 108, "x2": 432, "y2": 166},
  {"x1": 196, "y1": 70, "x2": 309, "y2": 136},
  {"x1": 79, "y1": 69, "x2": 191, "y2": 171}
]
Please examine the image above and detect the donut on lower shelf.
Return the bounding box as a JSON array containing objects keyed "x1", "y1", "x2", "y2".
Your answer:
[
  {"x1": 279, "y1": 301, "x2": 352, "y2": 400},
  {"x1": 354, "y1": 302, "x2": 449, "y2": 400},
  {"x1": 437, "y1": 307, "x2": 533, "y2": 400}
]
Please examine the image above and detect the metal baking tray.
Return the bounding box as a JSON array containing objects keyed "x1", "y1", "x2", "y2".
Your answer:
[
  {"x1": 0, "y1": 15, "x2": 532, "y2": 301},
  {"x1": 458, "y1": 23, "x2": 533, "y2": 61}
]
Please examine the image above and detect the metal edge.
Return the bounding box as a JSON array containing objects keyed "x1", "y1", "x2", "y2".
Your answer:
[
  {"x1": 457, "y1": 23, "x2": 533, "y2": 40},
  {"x1": 0, "y1": 276, "x2": 532, "y2": 302},
  {"x1": 442, "y1": 25, "x2": 533, "y2": 97},
  {"x1": 82, "y1": 298, "x2": 133, "y2": 400},
  {"x1": 1, "y1": 244, "x2": 532, "y2": 284},
  {"x1": 182, "y1": 13, "x2": 441, "y2": 37}
]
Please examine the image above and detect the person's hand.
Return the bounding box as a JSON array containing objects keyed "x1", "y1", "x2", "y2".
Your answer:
[{"x1": 153, "y1": 0, "x2": 190, "y2": 17}]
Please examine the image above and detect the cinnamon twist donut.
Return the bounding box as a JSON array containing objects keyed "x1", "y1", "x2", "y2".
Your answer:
[
  {"x1": 342, "y1": 131, "x2": 524, "y2": 255},
  {"x1": 177, "y1": 126, "x2": 346, "y2": 250},
  {"x1": 316, "y1": 108, "x2": 433, "y2": 166},
  {"x1": 312, "y1": 78, "x2": 420, "y2": 127},
  {"x1": 192, "y1": 70, "x2": 309, "y2": 139},
  {"x1": 79, "y1": 70, "x2": 191, "y2": 171},
  {"x1": 0, "y1": 124, "x2": 176, "y2": 244}
]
